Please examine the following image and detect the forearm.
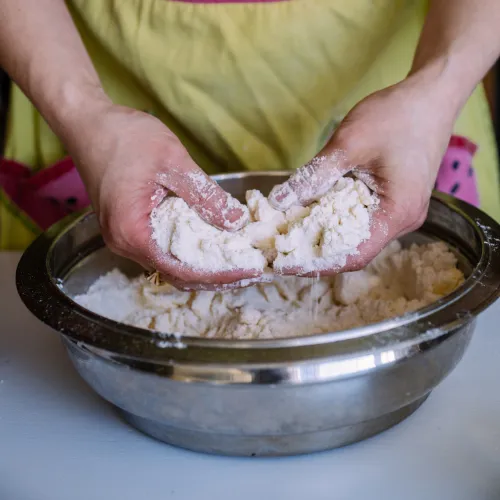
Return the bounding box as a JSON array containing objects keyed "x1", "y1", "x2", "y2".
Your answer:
[
  {"x1": 0, "y1": 0, "x2": 109, "y2": 138},
  {"x1": 410, "y1": 0, "x2": 500, "y2": 115}
]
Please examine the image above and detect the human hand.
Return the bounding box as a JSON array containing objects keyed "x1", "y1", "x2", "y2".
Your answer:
[
  {"x1": 63, "y1": 103, "x2": 260, "y2": 287},
  {"x1": 269, "y1": 72, "x2": 458, "y2": 275}
]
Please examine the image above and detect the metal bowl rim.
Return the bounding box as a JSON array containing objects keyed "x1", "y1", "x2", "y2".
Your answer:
[{"x1": 16, "y1": 172, "x2": 500, "y2": 356}]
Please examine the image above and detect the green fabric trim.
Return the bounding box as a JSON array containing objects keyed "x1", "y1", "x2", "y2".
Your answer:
[{"x1": 0, "y1": 190, "x2": 41, "y2": 236}]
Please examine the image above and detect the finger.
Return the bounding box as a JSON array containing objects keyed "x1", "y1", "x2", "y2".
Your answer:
[
  {"x1": 336, "y1": 200, "x2": 428, "y2": 274},
  {"x1": 335, "y1": 205, "x2": 395, "y2": 274},
  {"x1": 164, "y1": 272, "x2": 273, "y2": 292},
  {"x1": 268, "y1": 149, "x2": 351, "y2": 211},
  {"x1": 156, "y1": 155, "x2": 249, "y2": 231},
  {"x1": 150, "y1": 248, "x2": 263, "y2": 286},
  {"x1": 139, "y1": 251, "x2": 263, "y2": 287},
  {"x1": 103, "y1": 174, "x2": 257, "y2": 286},
  {"x1": 150, "y1": 254, "x2": 263, "y2": 286},
  {"x1": 110, "y1": 225, "x2": 262, "y2": 286}
]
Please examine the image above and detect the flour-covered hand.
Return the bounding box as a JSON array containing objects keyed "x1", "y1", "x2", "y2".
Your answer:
[
  {"x1": 63, "y1": 103, "x2": 259, "y2": 287},
  {"x1": 269, "y1": 72, "x2": 458, "y2": 275}
]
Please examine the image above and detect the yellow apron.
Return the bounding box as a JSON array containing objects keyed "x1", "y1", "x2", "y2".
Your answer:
[{"x1": 3, "y1": 0, "x2": 499, "y2": 249}]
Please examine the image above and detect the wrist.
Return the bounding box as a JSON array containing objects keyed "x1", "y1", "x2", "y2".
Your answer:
[
  {"x1": 407, "y1": 56, "x2": 475, "y2": 121},
  {"x1": 49, "y1": 81, "x2": 112, "y2": 138},
  {"x1": 43, "y1": 81, "x2": 114, "y2": 192}
]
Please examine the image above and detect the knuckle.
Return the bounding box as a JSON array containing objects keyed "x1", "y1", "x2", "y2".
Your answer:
[
  {"x1": 161, "y1": 145, "x2": 192, "y2": 173},
  {"x1": 333, "y1": 127, "x2": 358, "y2": 153}
]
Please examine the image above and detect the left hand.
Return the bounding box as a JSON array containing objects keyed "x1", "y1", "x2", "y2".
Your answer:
[
  {"x1": 269, "y1": 71, "x2": 458, "y2": 275},
  {"x1": 60, "y1": 103, "x2": 260, "y2": 290}
]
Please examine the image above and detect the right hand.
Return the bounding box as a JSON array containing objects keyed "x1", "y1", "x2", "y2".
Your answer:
[
  {"x1": 268, "y1": 73, "x2": 456, "y2": 276},
  {"x1": 62, "y1": 102, "x2": 260, "y2": 287}
]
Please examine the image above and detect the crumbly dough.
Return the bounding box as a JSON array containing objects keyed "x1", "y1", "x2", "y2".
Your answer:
[
  {"x1": 74, "y1": 240, "x2": 464, "y2": 340},
  {"x1": 150, "y1": 177, "x2": 378, "y2": 274},
  {"x1": 273, "y1": 177, "x2": 377, "y2": 272},
  {"x1": 151, "y1": 196, "x2": 267, "y2": 273}
]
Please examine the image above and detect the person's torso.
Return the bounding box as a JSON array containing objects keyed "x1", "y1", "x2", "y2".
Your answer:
[
  {"x1": 5, "y1": 0, "x2": 500, "y2": 248},
  {"x1": 67, "y1": 0, "x2": 422, "y2": 172}
]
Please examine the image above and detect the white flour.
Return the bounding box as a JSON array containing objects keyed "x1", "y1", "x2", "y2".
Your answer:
[
  {"x1": 273, "y1": 177, "x2": 377, "y2": 273},
  {"x1": 151, "y1": 196, "x2": 267, "y2": 273},
  {"x1": 74, "y1": 240, "x2": 464, "y2": 340},
  {"x1": 150, "y1": 177, "x2": 378, "y2": 273}
]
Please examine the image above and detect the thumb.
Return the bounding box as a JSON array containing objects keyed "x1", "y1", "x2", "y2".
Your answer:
[
  {"x1": 157, "y1": 157, "x2": 249, "y2": 232},
  {"x1": 269, "y1": 148, "x2": 352, "y2": 211}
]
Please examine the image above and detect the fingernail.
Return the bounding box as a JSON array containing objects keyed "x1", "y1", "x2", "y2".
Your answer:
[
  {"x1": 221, "y1": 196, "x2": 250, "y2": 231},
  {"x1": 268, "y1": 182, "x2": 298, "y2": 211}
]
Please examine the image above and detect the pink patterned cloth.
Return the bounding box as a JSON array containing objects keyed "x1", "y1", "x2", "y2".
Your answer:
[
  {"x1": 0, "y1": 134, "x2": 480, "y2": 231},
  {"x1": 0, "y1": 157, "x2": 90, "y2": 230},
  {"x1": 435, "y1": 135, "x2": 480, "y2": 207}
]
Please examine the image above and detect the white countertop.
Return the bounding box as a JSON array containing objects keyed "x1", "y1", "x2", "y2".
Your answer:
[{"x1": 1, "y1": 252, "x2": 500, "y2": 500}]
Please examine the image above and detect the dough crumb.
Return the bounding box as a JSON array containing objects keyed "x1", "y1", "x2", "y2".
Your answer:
[
  {"x1": 150, "y1": 177, "x2": 378, "y2": 273},
  {"x1": 74, "y1": 241, "x2": 464, "y2": 340}
]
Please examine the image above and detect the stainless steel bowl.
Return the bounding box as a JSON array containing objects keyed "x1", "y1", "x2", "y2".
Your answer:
[{"x1": 16, "y1": 172, "x2": 500, "y2": 456}]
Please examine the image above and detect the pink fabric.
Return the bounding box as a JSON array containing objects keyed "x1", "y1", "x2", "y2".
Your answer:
[
  {"x1": 435, "y1": 135, "x2": 480, "y2": 207},
  {"x1": 0, "y1": 157, "x2": 90, "y2": 230}
]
